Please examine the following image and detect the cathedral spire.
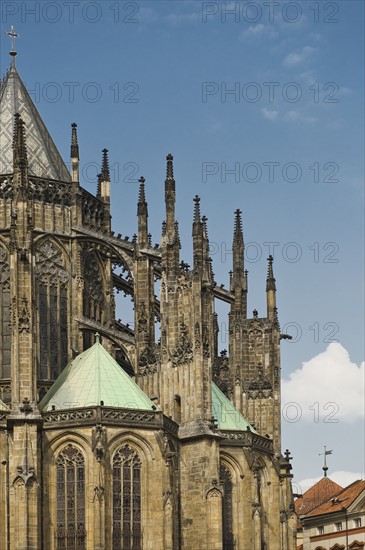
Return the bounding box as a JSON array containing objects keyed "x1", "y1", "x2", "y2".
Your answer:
[
  {"x1": 266, "y1": 255, "x2": 277, "y2": 319},
  {"x1": 70, "y1": 123, "x2": 79, "y2": 183},
  {"x1": 137, "y1": 176, "x2": 148, "y2": 248}
]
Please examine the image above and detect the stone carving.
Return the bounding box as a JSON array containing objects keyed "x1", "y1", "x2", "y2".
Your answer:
[
  {"x1": 194, "y1": 322, "x2": 201, "y2": 349},
  {"x1": 248, "y1": 364, "x2": 273, "y2": 398},
  {"x1": 202, "y1": 324, "x2": 210, "y2": 358},
  {"x1": 137, "y1": 302, "x2": 148, "y2": 334},
  {"x1": 18, "y1": 296, "x2": 30, "y2": 333},
  {"x1": 138, "y1": 345, "x2": 159, "y2": 375},
  {"x1": 92, "y1": 424, "x2": 107, "y2": 462},
  {"x1": 83, "y1": 252, "x2": 102, "y2": 302},
  {"x1": 170, "y1": 322, "x2": 193, "y2": 367}
]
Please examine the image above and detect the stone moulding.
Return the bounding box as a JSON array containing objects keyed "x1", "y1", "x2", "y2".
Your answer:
[
  {"x1": 41, "y1": 406, "x2": 179, "y2": 435},
  {"x1": 220, "y1": 430, "x2": 274, "y2": 455}
]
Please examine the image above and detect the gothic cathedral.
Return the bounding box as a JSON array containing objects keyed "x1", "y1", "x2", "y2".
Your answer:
[{"x1": 0, "y1": 43, "x2": 297, "y2": 550}]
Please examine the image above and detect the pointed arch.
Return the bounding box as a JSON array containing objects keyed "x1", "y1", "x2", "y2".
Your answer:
[
  {"x1": 112, "y1": 444, "x2": 142, "y2": 550},
  {"x1": 55, "y1": 444, "x2": 86, "y2": 550},
  {"x1": 35, "y1": 239, "x2": 70, "y2": 382}
]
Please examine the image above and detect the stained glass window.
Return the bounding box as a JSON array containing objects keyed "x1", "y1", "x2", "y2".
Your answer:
[
  {"x1": 113, "y1": 445, "x2": 142, "y2": 550},
  {"x1": 220, "y1": 464, "x2": 234, "y2": 550},
  {"x1": 56, "y1": 445, "x2": 86, "y2": 550}
]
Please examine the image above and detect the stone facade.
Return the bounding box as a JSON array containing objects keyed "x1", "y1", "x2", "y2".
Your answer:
[{"x1": 0, "y1": 56, "x2": 297, "y2": 549}]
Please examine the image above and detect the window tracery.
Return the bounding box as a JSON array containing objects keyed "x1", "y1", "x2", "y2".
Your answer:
[
  {"x1": 113, "y1": 445, "x2": 142, "y2": 550},
  {"x1": 56, "y1": 444, "x2": 86, "y2": 550},
  {"x1": 36, "y1": 241, "x2": 69, "y2": 381}
]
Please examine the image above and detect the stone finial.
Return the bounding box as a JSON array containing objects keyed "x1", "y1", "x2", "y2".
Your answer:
[
  {"x1": 101, "y1": 148, "x2": 110, "y2": 181},
  {"x1": 166, "y1": 153, "x2": 174, "y2": 179},
  {"x1": 71, "y1": 122, "x2": 79, "y2": 159},
  {"x1": 266, "y1": 255, "x2": 276, "y2": 291}
]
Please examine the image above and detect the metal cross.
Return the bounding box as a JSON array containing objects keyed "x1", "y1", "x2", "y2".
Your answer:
[
  {"x1": 319, "y1": 445, "x2": 333, "y2": 477},
  {"x1": 5, "y1": 25, "x2": 20, "y2": 56}
]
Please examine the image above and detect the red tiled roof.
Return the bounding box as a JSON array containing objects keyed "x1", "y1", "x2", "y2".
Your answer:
[
  {"x1": 295, "y1": 477, "x2": 343, "y2": 517},
  {"x1": 305, "y1": 479, "x2": 365, "y2": 518}
]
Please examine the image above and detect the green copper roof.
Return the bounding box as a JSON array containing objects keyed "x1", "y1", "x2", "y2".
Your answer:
[
  {"x1": 212, "y1": 383, "x2": 257, "y2": 433},
  {"x1": 40, "y1": 336, "x2": 155, "y2": 412}
]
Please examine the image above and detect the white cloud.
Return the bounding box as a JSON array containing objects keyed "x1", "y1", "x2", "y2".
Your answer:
[
  {"x1": 282, "y1": 343, "x2": 365, "y2": 422},
  {"x1": 241, "y1": 24, "x2": 278, "y2": 40},
  {"x1": 242, "y1": 23, "x2": 265, "y2": 37},
  {"x1": 295, "y1": 471, "x2": 363, "y2": 494},
  {"x1": 283, "y1": 45, "x2": 316, "y2": 67},
  {"x1": 261, "y1": 108, "x2": 278, "y2": 121},
  {"x1": 284, "y1": 110, "x2": 318, "y2": 124}
]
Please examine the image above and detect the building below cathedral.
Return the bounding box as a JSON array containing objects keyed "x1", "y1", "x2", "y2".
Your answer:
[
  {"x1": 0, "y1": 39, "x2": 297, "y2": 550},
  {"x1": 295, "y1": 477, "x2": 365, "y2": 550}
]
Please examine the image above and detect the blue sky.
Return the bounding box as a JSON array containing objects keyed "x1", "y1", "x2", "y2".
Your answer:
[{"x1": 0, "y1": 1, "x2": 364, "y2": 490}]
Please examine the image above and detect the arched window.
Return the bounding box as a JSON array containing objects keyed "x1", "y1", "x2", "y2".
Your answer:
[
  {"x1": 220, "y1": 463, "x2": 234, "y2": 550},
  {"x1": 36, "y1": 241, "x2": 69, "y2": 381},
  {"x1": 113, "y1": 445, "x2": 142, "y2": 550},
  {"x1": 0, "y1": 245, "x2": 10, "y2": 382},
  {"x1": 83, "y1": 251, "x2": 104, "y2": 349},
  {"x1": 56, "y1": 444, "x2": 86, "y2": 550}
]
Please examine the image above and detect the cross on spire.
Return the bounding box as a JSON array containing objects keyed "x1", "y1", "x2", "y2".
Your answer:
[{"x1": 5, "y1": 25, "x2": 20, "y2": 64}]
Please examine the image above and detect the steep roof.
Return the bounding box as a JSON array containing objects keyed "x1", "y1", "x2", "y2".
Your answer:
[
  {"x1": 39, "y1": 336, "x2": 155, "y2": 412},
  {"x1": 212, "y1": 382, "x2": 257, "y2": 432},
  {"x1": 305, "y1": 479, "x2": 365, "y2": 518},
  {"x1": 295, "y1": 477, "x2": 343, "y2": 517},
  {"x1": 0, "y1": 64, "x2": 71, "y2": 181}
]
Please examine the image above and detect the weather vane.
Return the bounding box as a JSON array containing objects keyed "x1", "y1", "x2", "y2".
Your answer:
[
  {"x1": 319, "y1": 446, "x2": 333, "y2": 477},
  {"x1": 5, "y1": 25, "x2": 20, "y2": 65}
]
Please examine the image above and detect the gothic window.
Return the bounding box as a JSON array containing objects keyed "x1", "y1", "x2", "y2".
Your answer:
[
  {"x1": 36, "y1": 241, "x2": 69, "y2": 381},
  {"x1": 220, "y1": 464, "x2": 234, "y2": 550},
  {"x1": 56, "y1": 444, "x2": 86, "y2": 550},
  {"x1": 113, "y1": 445, "x2": 142, "y2": 550},
  {"x1": 0, "y1": 246, "x2": 10, "y2": 380},
  {"x1": 83, "y1": 251, "x2": 104, "y2": 349}
]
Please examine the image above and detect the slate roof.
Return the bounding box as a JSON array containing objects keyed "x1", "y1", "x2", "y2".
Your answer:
[
  {"x1": 39, "y1": 336, "x2": 155, "y2": 412},
  {"x1": 0, "y1": 64, "x2": 71, "y2": 181},
  {"x1": 212, "y1": 382, "x2": 257, "y2": 432}
]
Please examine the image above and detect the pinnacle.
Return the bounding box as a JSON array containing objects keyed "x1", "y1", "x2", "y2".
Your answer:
[{"x1": 101, "y1": 148, "x2": 110, "y2": 181}]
